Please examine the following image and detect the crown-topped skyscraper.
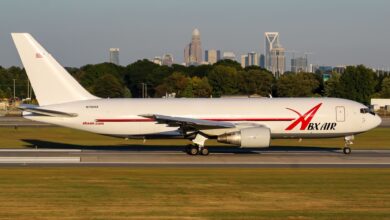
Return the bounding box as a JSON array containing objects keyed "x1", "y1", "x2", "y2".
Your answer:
[{"x1": 184, "y1": 28, "x2": 203, "y2": 66}]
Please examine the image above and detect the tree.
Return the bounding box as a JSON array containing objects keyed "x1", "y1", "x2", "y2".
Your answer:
[
  {"x1": 379, "y1": 77, "x2": 390, "y2": 98},
  {"x1": 207, "y1": 65, "x2": 240, "y2": 97},
  {"x1": 77, "y1": 63, "x2": 125, "y2": 93},
  {"x1": 189, "y1": 65, "x2": 213, "y2": 78},
  {"x1": 338, "y1": 65, "x2": 377, "y2": 104},
  {"x1": 190, "y1": 77, "x2": 212, "y2": 97},
  {"x1": 93, "y1": 74, "x2": 124, "y2": 98},
  {"x1": 238, "y1": 69, "x2": 274, "y2": 96},
  {"x1": 213, "y1": 60, "x2": 242, "y2": 71},
  {"x1": 324, "y1": 73, "x2": 342, "y2": 97},
  {"x1": 0, "y1": 88, "x2": 5, "y2": 98},
  {"x1": 276, "y1": 72, "x2": 320, "y2": 97},
  {"x1": 124, "y1": 59, "x2": 170, "y2": 97},
  {"x1": 154, "y1": 72, "x2": 190, "y2": 97}
]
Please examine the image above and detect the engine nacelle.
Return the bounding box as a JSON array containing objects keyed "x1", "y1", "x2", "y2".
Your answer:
[{"x1": 217, "y1": 127, "x2": 271, "y2": 148}]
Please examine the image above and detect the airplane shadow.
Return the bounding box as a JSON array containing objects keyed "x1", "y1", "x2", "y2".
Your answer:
[{"x1": 22, "y1": 139, "x2": 341, "y2": 154}]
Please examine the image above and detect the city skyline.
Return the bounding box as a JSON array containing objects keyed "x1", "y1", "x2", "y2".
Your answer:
[{"x1": 0, "y1": 0, "x2": 389, "y2": 68}]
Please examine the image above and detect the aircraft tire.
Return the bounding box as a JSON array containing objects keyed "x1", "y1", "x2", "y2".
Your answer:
[
  {"x1": 343, "y1": 147, "x2": 351, "y2": 155},
  {"x1": 185, "y1": 145, "x2": 192, "y2": 154},
  {"x1": 189, "y1": 146, "x2": 199, "y2": 156},
  {"x1": 200, "y1": 148, "x2": 210, "y2": 156}
]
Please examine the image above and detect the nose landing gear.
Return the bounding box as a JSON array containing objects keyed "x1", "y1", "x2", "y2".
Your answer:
[{"x1": 343, "y1": 135, "x2": 354, "y2": 155}]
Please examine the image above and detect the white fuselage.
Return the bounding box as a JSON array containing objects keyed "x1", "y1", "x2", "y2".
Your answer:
[{"x1": 23, "y1": 97, "x2": 382, "y2": 139}]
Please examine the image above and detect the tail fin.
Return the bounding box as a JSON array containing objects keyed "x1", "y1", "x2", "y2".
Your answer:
[{"x1": 11, "y1": 33, "x2": 97, "y2": 106}]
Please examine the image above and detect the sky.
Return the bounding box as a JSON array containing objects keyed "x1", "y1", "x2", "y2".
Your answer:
[{"x1": 0, "y1": 0, "x2": 389, "y2": 69}]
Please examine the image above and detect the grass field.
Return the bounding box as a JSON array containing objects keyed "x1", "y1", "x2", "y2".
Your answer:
[
  {"x1": 1, "y1": 127, "x2": 390, "y2": 219},
  {"x1": 0, "y1": 126, "x2": 389, "y2": 149},
  {"x1": 0, "y1": 168, "x2": 389, "y2": 219}
]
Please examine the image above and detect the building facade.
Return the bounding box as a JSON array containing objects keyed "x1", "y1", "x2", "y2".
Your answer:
[
  {"x1": 152, "y1": 56, "x2": 162, "y2": 65},
  {"x1": 248, "y1": 52, "x2": 259, "y2": 66},
  {"x1": 259, "y1": 54, "x2": 265, "y2": 69},
  {"x1": 222, "y1": 52, "x2": 236, "y2": 61},
  {"x1": 109, "y1": 48, "x2": 120, "y2": 65},
  {"x1": 184, "y1": 28, "x2": 203, "y2": 66},
  {"x1": 205, "y1": 49, "x2": 221, "y2": 64},
  {"x1": 270, "y1": 46, "x2": 285, "y2": 77},
  {"x1": 162, "y1": 54, "x2": 174, "y2": 67},
  {"x1": 265, "y1": 32, "x2": 279, "y2": 70},
  {"x1": 241, "y1": 52, "x2": 259, "y2": 68},
  {"x1": 291, "y1": 56, "x2": 308, "y2": 73},
  {"x1": 265, "y1": 32, "x2": 285, "y2": 76},
  {"x1": 241, "y1": 55, "x2": 248, "y2": 68}
]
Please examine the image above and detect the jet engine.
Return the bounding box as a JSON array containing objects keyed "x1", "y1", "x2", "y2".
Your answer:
[{"x1": 217, "y1": 127, "x2": 271, "y2": 148}]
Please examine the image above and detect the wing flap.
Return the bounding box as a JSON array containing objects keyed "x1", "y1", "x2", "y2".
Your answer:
[{"x1": 140, "y1": 114, "x2": 235, "y2": 130}]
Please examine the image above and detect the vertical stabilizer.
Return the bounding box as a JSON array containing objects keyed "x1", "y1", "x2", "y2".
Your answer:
[{"x1": 12, "y1": 33, "x2": 97, "y2": 106}]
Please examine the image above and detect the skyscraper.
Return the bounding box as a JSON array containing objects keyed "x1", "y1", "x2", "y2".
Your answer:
[
  {"x1": 265, "y1": 32, "x2": 285, "y2": 76},
  {"x1": 184, "y1": 28, "x2": 203, "y2": 66},
  {"x1": 205, "y1": 49, "x2": 220, "y2": 64},
  {"x1": 264, "y1": 32, "x2": 279, "y2": 70},
  {"x1": 291, "y1": 56, "x2": 308, "y2": 73},
  {"x1": 109, "y1": 48, "x2": 120, "y2": 65},
  {"x1": 248, "y1": 52, "x2": 259, "y2": 66},
  {"x1": 217, "y1": 50, "x2": 221, "y2": 62},
  {"x1": 222, "y1": 52, "x2": 236, "y2": 61},
  {"x1": 241, "y1": 55, "x2": 248, "y2": 68},
  {"x1": 259, "y1": 54, "x2": 265, "y2": 69},
  {"x1": 241, "y1": 52, "x2": 259, "y2": 68},
  {"x1": 270, "y1": 45, "x2": 285, "y2": 77}
]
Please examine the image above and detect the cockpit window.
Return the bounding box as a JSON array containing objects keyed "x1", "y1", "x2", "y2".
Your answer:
[{"x1": 360, "y1": 108, "x2": 376, "y2": 116}]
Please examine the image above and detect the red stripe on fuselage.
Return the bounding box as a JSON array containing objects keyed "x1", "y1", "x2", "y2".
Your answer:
[{"x1": 95, "y1": 118, "x2": 295, "y2": 123}]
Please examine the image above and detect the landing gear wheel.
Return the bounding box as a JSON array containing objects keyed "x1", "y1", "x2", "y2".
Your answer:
[
  {"x1": 188, "y1": 146, "x2": 199, "y2": 156},
  {"x1": 200, "y1": 147, "x2": 209, "y2": 156},
  {"x1": 343, "y1": 147, "x2": 351, "y2": 155},
  {"x1": 185, "y1": 145, "x2": 192, "y2": 154}
]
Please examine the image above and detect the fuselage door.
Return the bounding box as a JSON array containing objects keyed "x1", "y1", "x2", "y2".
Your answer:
[{"x1": 336, "y1": 106, "x2": 345, "y2": 122}]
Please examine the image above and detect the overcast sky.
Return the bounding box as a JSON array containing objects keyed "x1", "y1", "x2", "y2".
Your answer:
[{"x1": 0, "y1": 0, "x2": 389, "y2": 68}]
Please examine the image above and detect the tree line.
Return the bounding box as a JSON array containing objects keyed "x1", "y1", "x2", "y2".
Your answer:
[{"x1": 0, "y1": 60, "x2": 389, "y2": 105}]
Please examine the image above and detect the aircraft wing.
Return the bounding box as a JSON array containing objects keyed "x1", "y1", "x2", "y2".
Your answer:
[
  {"x1": 140, "y1": 114, "x2": 235, "y2": 130},
  {"x1": 19, "y1": 104, "x2": 78, "y2": 117}
]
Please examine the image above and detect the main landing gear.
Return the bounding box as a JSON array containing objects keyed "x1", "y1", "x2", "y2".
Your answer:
[
  {"x1": 343, "y1": 135, "x2": 354, "y2": 155},
  {"x1": 185, "y1": 133, "x2": 210, "y2": 156},
  {"x1": 185, "y1": 144, "x2": 210, "y2": 156}
]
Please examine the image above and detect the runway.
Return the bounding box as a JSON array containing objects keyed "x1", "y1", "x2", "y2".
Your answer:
[
  {"x1": 0, "y1": 148, "x2": 389, "y2": 167},
  {"x1": 0, "y1": 116, "x2": 389, "y2": 167}
]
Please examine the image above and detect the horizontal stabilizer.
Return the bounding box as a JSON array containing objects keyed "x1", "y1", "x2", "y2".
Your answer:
[{"x1": 19, "y1": 105, "x2": 78, "y2": 117}]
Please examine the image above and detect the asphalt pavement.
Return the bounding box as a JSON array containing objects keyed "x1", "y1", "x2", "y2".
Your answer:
[{"x1": 0, "y1": 148, "x2": 389, "y2": 167}]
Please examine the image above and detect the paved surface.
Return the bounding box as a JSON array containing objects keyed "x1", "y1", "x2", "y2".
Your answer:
[
  {"x1": 0, "y1": 148, "x2": 389, "y2": 167},
  {"x1": 0, "y1": 116, "x2": 389, "y2": 167},
  {"x1": 0, "y1": 117, "x2": 52, "y2": 127}
]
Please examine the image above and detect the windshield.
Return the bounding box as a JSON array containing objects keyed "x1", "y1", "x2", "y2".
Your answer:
[{"x1": 360, "y1": 108, "x2": 376, "y2": 116}]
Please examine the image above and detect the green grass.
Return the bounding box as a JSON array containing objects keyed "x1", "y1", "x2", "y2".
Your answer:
[
  {"x1": 0, "y1": 126, "x2": 389, "y2": 149},
  {"x1": 1, "y1": 128, "x2": 390, "y2": 219},
  {"x1": 0, "y1": 168, "x2": 389, "y2": 219}
]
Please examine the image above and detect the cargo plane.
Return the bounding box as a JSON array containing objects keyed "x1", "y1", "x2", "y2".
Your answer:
[{"x1": 12, "y1": 33, "x2": 382, "y2": 155}]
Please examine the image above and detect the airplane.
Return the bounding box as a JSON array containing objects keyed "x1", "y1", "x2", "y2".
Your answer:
[{"x1": 11, "y1": 33, "x2": 382, "y2": 156}]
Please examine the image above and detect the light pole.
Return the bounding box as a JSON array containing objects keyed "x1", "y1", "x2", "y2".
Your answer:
[{"x1": 140, "y1": 83, "x2": 147, "y2": 98}]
